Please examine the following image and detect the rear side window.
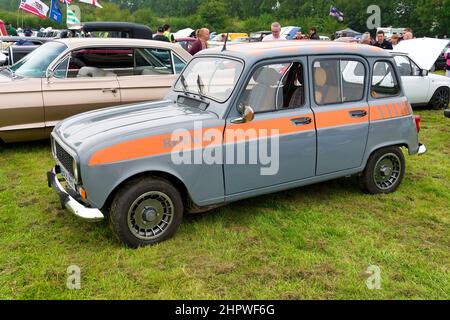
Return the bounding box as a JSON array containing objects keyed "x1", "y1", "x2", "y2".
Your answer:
[
  {"x1": 313, "y1": 59, "x2": 365, "y2": 105},
  {"x1": 371, "y1": 61, "x2": 400, "y2": 99}
]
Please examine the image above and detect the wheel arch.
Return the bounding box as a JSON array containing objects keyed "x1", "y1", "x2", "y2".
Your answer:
[
  {"x1": 101, "y1": 170, "x2": 194, "y2": 215},
  {"x1": 362, "y1": 142, "x2": 409, "y2": 171}
]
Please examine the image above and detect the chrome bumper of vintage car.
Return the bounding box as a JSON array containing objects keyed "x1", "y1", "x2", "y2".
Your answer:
[
  {"x1": 418, "y1": 143, "x2": 427, "y2": 156},
  {"x1": 47, "y1": 166, "x2": 104, "y2": 221}
]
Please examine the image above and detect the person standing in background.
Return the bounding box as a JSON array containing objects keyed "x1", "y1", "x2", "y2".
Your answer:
[
  {"x1": 262, "y1": 22, "x2": 287, "y2": 42},
  {"x1": 445, "y1": 46, "x2": 450, "y2": 78},
  {"x1": 163, "y1": 24, "x2": 175, "y2": 43},
  {"x1": 373, "y1": 30, "x2": 393, "y2": 49},
  {"x1": 189, "y1": 28, "x2": 210, "y2": 55},
  {"x1": 5, "y1": 22, "x2": 17, "y2": 36},
  {"x1": 153, "y1": 26, "x2": 170, "y2": 42},
  {"x1": 309, "y1": 27, "x2": 320, "y2": 40},
  {"x1": 360, "y1": 32, "x2": 373, "y2": 45},
  {"x1": 390, "y1": 34, "x2": 400, "y2": 46}
]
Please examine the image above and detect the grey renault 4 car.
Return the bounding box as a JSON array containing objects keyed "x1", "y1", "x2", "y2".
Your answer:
[{"x1": 48, "y1": 41, "x2": 427, "y2": 247}]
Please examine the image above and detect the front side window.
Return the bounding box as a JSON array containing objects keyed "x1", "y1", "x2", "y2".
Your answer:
[
  {"x1": 10, "y1": 41, "x2": 67, "y2": 78},
  {"x1": 54, "y1": 47, "x2": 133, "y2": 78},
  {"x1": 371, "y1": 61, "x2": 400, "y2": 99},
  {"x1": 53, "y1": 47, "x2": 179, "y2": 78},
  {"x1": 239, "y1": 62, "x2": 306, "y2": 113},
  {"x1": 313, "y1": 59, "x2": 365, "y2": 105},
  {"x1": 174, "y1": 57, "x2": 244, "y2": 103}
]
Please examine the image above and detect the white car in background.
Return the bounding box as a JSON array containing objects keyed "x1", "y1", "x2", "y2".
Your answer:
[{"x1": 391, "y1": 38, "x2": 450, "y2": 109}]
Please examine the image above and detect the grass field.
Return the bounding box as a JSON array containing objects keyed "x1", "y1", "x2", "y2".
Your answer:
[{"x1": 0, "y1": 110, "x2": 449, "y2": 300}]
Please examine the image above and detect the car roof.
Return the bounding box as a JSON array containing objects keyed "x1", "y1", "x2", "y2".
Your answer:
[
  {"x1": 55, "y1": 37, "x2": 180, "y2": 50},
  {"x1": 82, "y1": 22, "x2": 152, "y2": 34},
  {"x1": 198, "y1": 41, "x2": 391, "y2": 61}
]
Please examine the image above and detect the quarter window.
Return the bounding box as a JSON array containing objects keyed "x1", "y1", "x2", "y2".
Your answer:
[
  {"x1": 313, "y1": 59, "x2": 365, "y2": 105},
  {"x1": 371, "y1": 61, "x2": 400, "y2": 99}
]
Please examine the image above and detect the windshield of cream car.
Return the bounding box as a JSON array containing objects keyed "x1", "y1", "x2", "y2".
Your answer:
[
  {"x1": 174, "y1": 57, "x2": 244, "y2": 102},
  {"x1": 10, "y1": 42, "x2": 67, "y2": 78}
]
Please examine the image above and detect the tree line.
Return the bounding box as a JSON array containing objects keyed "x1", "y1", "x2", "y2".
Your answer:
[{"x1": 0, "y1": 0, "x2": 448, "y2": 37}]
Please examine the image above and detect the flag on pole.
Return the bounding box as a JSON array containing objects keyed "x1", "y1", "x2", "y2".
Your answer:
[
  {"x1": 78, "y1": 0, "x2": 103, "y2": 8},
  {"x1": 67, "y1": 4, "x2": 81, "y2": 27},
  {"x1": 49, "y1": 0, "x2": 63, "y2": 23},
  {"x1": 329, "y1": 6, "x2": 344, "y2": 22},
  {"x1": 19, "y1": 0, "x2": 50, "y2": 19}
]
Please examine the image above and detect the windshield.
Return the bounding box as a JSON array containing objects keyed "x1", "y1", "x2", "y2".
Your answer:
[
  {"x1": 174, "y1": 57, "x2": 244, "y2": 103},
  {"x1": 10, "y1": 41, "x2": 67, "y2": 78}
]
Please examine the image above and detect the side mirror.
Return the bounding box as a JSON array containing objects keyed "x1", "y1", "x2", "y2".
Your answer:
[
  {"x1": 231, "y1": 105, "x2": 255, "y2": 124},
  {"x1": 0, "y1": 52, "x2": 7, "y2": 66},
  {"x1": 421, "y1": 69, "x2": 429, "y2": 77},
  {"x1": 46, "y1": 69, "x2": 54, "y2": 81}
]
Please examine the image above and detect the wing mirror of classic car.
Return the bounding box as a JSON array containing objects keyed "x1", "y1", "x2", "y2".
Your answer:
[
  {"x1": 0, "y1": 52, "x2": 7, "y2": 66},
  {"x1": 46, "y1": 69, "x2": 55, "y2": 82},
  {"x1": 231, "y1": 104, "x2": 255, "y2": 124}
]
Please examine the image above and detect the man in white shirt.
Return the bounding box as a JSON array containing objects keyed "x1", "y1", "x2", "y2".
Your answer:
[{"x1": 262, "y1": 22, "x2": 287, "y2": 42}]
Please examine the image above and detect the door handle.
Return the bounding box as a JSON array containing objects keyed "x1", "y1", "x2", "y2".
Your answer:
[
  {"x1": 291, "y1": 117, "x2": 312, "y2": 126},
  {"x1": 349, "y1": 110, "x2": 368, "y2": 118},
  {"x1": 102, "y1": 88, "x2": 118, "y2": 94}
]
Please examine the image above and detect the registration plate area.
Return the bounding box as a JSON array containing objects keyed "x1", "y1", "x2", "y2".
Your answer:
[{"x1": 59, "y1": 163, "x2": 76, "y2": 192}]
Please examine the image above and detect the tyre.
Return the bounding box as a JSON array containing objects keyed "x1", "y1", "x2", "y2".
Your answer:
[
  {"x1": 359, "y1": 147, "x2": 406, "y2": 195},
  {"x1": 109, "y1": 176, "x2": 183, "y2": 248},
  {"x1": 429, "y1": 87, "x2": 450, "y2": 110}
]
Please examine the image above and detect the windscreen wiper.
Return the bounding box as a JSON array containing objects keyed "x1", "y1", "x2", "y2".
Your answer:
[
  {"x1": 179, "y1": 74, "x2": 189, "y2": 95},
  {"x1": 196, "y1": 74, "x2": 206, "y2": 100}
]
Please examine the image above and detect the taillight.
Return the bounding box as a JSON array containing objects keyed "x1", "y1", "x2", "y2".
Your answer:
[{"x1": 414, "y1": 115, "x2": 421, "y2": 133}]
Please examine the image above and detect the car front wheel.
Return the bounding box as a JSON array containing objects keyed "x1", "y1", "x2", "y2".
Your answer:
[
  {"x1": 359, "y1": 147, "x2": 406, "y2": 194},
  {"x1": 429, "y1": 87, "x2": 449, "y2": 110},
  {"x1": 109, "y1": 177, "x2": 183, "y2": 248}
]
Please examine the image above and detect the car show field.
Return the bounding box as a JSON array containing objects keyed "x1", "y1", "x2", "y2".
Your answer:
[{"x1": 0, "y1": 109, "x2": 448, "y2": 299}]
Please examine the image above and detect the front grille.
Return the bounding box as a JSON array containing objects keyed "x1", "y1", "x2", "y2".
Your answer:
[{"x1": 55, "y1": 141, "x2": 74, "y2": 176}]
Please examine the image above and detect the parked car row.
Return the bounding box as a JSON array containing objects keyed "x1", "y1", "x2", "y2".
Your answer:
[{"x1": 0, "y1": 38, "x2": 191, "y2": 143}]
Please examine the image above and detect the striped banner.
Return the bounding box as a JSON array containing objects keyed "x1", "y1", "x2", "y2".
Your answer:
[{"x1": 66, "y1": 4, "x2": 80, "y2": 26}]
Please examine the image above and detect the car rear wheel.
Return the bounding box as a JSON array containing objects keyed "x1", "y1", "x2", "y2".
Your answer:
[
  {"x1": 359, "y1": 147, "x2": 405, "y2": 194},
  {"x1": 109, "y1": 177, "x2": 183, "y2": 248},
  {"x1": 429, "y1": 87, "x2": 449, "y2": 110}
]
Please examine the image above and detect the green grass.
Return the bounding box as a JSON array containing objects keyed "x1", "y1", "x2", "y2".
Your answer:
[{"x1": 0, "y1": 110, "x2": 449, "y2": 300}]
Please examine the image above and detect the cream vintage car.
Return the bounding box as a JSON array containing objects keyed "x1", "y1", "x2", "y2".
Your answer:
[{"x1": 0, "y1": 38, "x2": 191, "y2": 143}]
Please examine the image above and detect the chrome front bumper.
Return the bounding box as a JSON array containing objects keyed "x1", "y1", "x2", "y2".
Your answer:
[
  {"x1": 47, "y1": 166, "x2": 104, "y2": 221},
  {"x1": 418, "y1": 143, "x2": 427, "y2": 156}
]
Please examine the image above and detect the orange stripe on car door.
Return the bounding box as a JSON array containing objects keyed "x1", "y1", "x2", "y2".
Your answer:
[{"x1": 315, "y1": 107, "x2": 369, "y2": 129}]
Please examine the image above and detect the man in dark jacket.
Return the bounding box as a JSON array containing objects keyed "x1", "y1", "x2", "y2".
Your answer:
[
  {"x1": 309, "y1": 27, "x2": 320, "y2": 40},
  {"x1": 373, "y1": 30, "x2": 393, "y2": 50},
  {"x1": 153, "y1": 26, "x2": 170, "y2": 42}
]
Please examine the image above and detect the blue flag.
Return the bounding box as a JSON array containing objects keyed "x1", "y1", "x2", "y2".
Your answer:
[
  {"x1": 329, "y1": 6, "x2": 344, "y2": 22},
  {"x1": 49, "y1": 0, "x2": 63, "y2": 23}
]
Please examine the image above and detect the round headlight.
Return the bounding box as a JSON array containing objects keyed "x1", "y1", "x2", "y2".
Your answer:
[{"x1": 73, "y1": 158, "x2": 79, "y2": 182}]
